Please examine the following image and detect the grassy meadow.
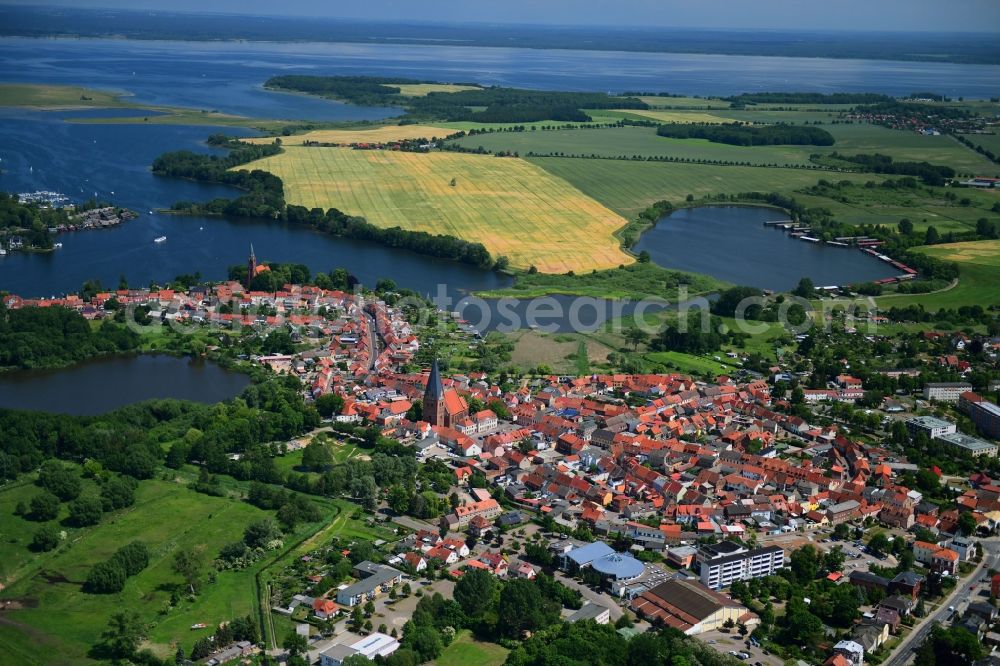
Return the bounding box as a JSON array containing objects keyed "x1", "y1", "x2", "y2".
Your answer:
[
  {"x1": 527, "y1": 157, "x2": 872, "y2": 218},
  {"x1": 877, "y1": 239, "x2": 1000, "y2": 309},
  {"x1": 0, "y1": 475, "x2": 267, "y2": 662},
  {"x1": 394, "y1": 83, "x2": 482, "y2": 97},
  {"x1": 242, "y1": 146, "x2": 634, "y2": 273},
  {"x1": 0, "y1": 83, "x2": 130, "y2": 109}
]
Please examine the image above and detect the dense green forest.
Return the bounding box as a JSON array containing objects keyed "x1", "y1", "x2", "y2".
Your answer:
[
  {"x1": 0, "y1": 303, "x2": 140, "y2": 369},
  {"x1": 264, "y1": 75, "x2": 649, "y2": 123},
  {"x1": 655, "y1": 123, "x2": 835, "y2": 146}
]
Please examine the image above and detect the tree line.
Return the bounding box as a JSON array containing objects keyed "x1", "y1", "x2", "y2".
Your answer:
[
  {"x1": 725, "y1": 92, "x2": 893, "y2": 106},
  {"x1": 655, "y1": 122, "x2": 835, "y2": 146},
  {"x1": 828, "y1": 152, "x2": 956, "y2": 185},
  {"x1": 265, "y1": 74, "x2": 649, "y2": 123}
]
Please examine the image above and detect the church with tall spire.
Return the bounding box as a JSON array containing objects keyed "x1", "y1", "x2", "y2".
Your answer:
[
  {"x1": 246, "y1": 243, "x2": 257, "y2": 288},
  {"x1": 422, "y1": 359, "x2": 467, "y2": 428}
]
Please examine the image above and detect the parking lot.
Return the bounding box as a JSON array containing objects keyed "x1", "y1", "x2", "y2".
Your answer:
[{"x1": 699, "y1": 629, "x2": 782, "y2": 666}]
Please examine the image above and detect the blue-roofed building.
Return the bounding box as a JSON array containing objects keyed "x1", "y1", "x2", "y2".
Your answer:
[
  {"x1": 560, "y1": 541, "x2": 616, "y2": 572},
  {"x1": 591, "y1": 552, "x2": 645, "y2": 582}
]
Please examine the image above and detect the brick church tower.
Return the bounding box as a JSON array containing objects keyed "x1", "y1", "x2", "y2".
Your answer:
[{"x1": 422, "y1": 358, "x2": 446, "y2": 426}]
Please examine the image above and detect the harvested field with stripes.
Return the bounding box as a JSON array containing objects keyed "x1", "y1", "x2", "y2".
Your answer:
[{"x1": 242, "y1": 147, "x2": 634, "y2": 273}]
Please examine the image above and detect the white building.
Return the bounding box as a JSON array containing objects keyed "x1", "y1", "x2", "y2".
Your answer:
[
  {"x1": 319, "y1": 633, "x2": 400, "y2": 666},
  {"x1": 697, "y1": 541, "x2": 785, "y2": 590},
  {"x1": 905, "y1": 415, "x2": 956, "y2": 440},
  {"x1": 923, "y1": 382, "x2": 972, "y2": 402}
]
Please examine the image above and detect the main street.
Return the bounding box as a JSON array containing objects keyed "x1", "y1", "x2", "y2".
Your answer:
[{"x1": 883, "y1": 538, "x2": 1000, "y2": 666}]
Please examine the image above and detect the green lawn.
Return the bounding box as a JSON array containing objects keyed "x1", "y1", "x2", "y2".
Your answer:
[
  {"x1": 434, "y1": 629, "x2": 509, "y2": 666},
  {"x1": 823, "y1": 124, "x2": 996, "y2": 174},
  {"x1": 644, "y1": 350, "x2": 735, "y2": 376}
]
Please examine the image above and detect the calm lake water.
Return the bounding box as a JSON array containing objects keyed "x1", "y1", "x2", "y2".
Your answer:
[
  {"x1": 0, "y1": 354, "x2": 251, "y2": 415},
  {"x1": 0, "y1": 108, "x2": 508, "y2": 299},
  {"x1": 634, "y1": 206, "x2": 897, "y2": 292},
  {"x1": 3, "y1": 37, "x2": 999, "y2": 108}
]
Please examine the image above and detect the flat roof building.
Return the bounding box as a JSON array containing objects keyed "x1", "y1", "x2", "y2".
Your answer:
[
  {"x1": 937, "y1": 432, "x2": 998, "y2": 458},
  {"x1": 923, "y1": 382, "x2": 972, "y2": 402},
  {"x1": 906, "y1": 415, "x2": 957, "y2": 440}
]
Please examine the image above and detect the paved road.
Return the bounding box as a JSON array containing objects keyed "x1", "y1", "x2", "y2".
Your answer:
[
  {"x1": 883, "y1": 538, "x2": 1000, "y2": 666},
  {"x1": 362, "y1": 310, "x2": 379, "y2": 371}
]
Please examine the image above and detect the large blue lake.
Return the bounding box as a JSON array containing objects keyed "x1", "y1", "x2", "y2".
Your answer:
[
  {"x1": 2, "y1": 37, "x2": 999, "y2": 116},
  {"x1": 0, "y1": 36, "x2": 992, "y2": 304}
]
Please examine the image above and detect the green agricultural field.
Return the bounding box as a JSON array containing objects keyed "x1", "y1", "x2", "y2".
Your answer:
[
  {"x1": 793, "y1": 181, "x2": 999, "y2": 233},
  {"x1": 394, "y1": 83, "x2": 482, "y2": 97},
  {"x1": 877, "y1": 239, "x2": 1000, "y2": 310},
  {"x1": 823, "y1": 124, "x2": 997, "y2": 174},
  {"x1": 527, "y1": 157, "x2": 870, "y2": 218},
  {"x1": 242, "y1": 146, "x2": 634, "y2": 273},
  {"x1": 635, "y1": 96, "x2": 732, "y2": 109},
  {"x1": 0, "y1": 473, "x2": 339, "y2": 663},
  {"x1": 960, "y1": 133, "x2": 1000, "y2": 159},
  {"x1": 450, "y1": 126, "x2": 819, "y2": 166},
  {"x1": 434, "y1": 629, "x2": 509, "y2": 666},
  {"x1": 603, "y1": 108, "x2": 731, "y2": 124}
]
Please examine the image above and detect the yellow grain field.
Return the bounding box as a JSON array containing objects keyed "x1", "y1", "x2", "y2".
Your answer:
[
  {"x1": 242, "y1": 147, "x2": 634, "y2": 273},
  {"x1": 244, "y1": 125, "x2": 458, "y2": 146},
  {"x1": 393, "y1": 83, "x2": 482, "y2": 96},
  {"x1": 623, "y1": 109, "x2": 729, "y2": 124}
]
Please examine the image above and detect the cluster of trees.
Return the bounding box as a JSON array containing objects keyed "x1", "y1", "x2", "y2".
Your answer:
[
  {"x1": 84, "y1": 541, "x2": 150, "y2": 593},
  {"x1": 189, "y1": 616, "x2": 259, "y2": 661},
  {"x1": 16, "y1": 461, "x2": 138, "y2": 538},
  {"x1": 2, "y1": 376, "x2": 317, "y2": 488},
  {"x1": 726, "y1": 92, "x2": 892, "y2": 106},
  {"x1": 284, "y1": 204, "x2": 492, "y2": 268},
  {"x1": 451, "y1": 568, "x2": 581, "y2": 642},
  {"x1": 226, "y1": 261, "x2": 312, "y2": 291},
  {"x1": 154, "y1": 136, "x2": 284, "y2": 218},
  {"x1": 265, "y1": 75, "x2": 649, "y2": 123},
  {"x1": 650, "y1": 310, "x2": 756, "y2": 355},
  {"x1": 217, "y1": 518, "x2": 283, "y2": 570},
  {"x1": 244, "y1": 482, "x2": 322, "y2": 529},
  {"x1": 0, "y1": 303, "x2": 140, "y2": 369},
  {"x1": 507, "y1": 621, "x2": 736, "y2": 666},
  {"x1": 0, "y1": 191, "x2": 65, "y2": 249},
  {"x1": 656, "y1": 122, "x2": 835, "y2": 146},
  {"x1": 830, "y1": 152, "x2": 956, "y2": 185}
]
